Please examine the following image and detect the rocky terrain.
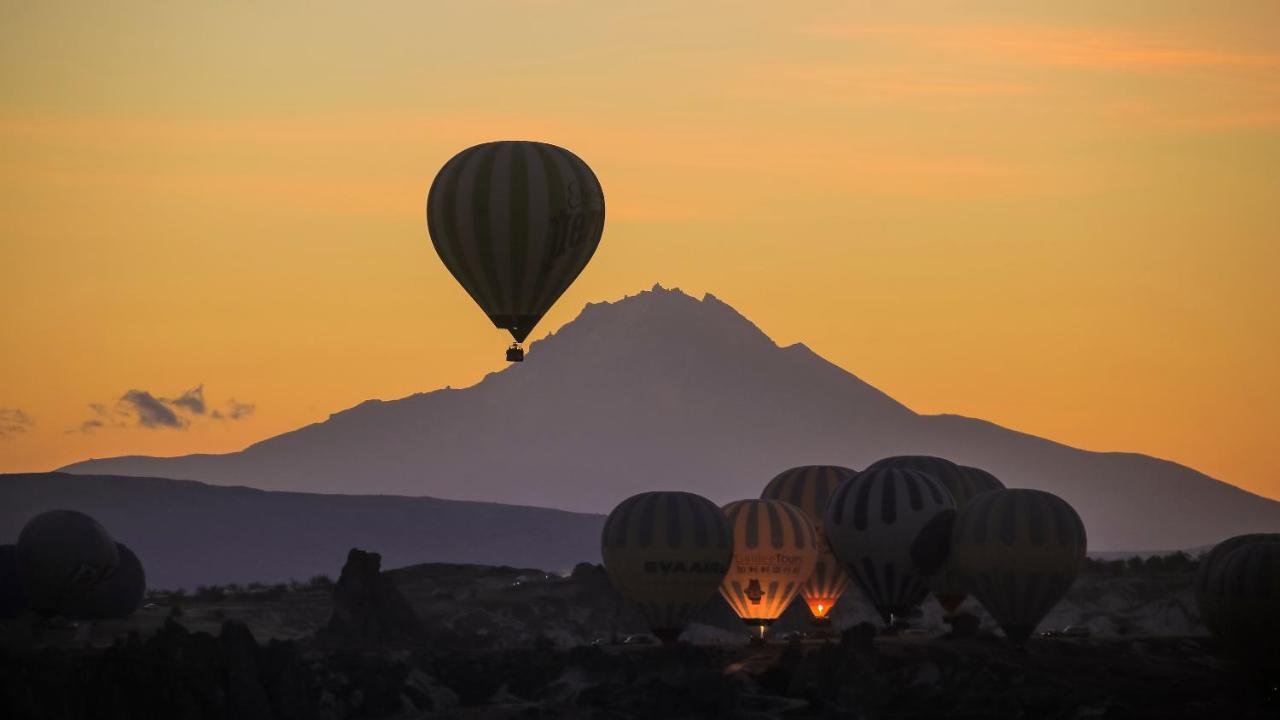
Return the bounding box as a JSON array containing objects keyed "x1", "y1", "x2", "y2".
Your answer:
[{"x1": 2, "y1": 549, "x2": 1274, "y2": 718}]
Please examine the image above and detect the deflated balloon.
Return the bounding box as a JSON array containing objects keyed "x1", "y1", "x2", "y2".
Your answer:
[
  {"x1": 0, "y1": 545, "x2": 27, "y2": 618},
  {"x1": 64, "y1": 542, "x2": 146, "y2": 620},
  {"x1": 1196, "y1": 534, "x2": 1280, "y2": 670},
  {"x1": 601, "y1": 492, "x2": 732, "y2": 643},
  {"x1": 824, "y1": 467, "x2": 956, "y2": 624},
  {"x1": 720, "y1": 499, "x2": 818, "y2": 635},
  {"x1": 951, "y1": 489, "x2": 1086, "y2": 645},
  {"x1": 761, "y1": 465, "x2": 857, "y2": 623},
  {"x1": 426, "y1": 141, "x2": 605, "y2": 354},
  {"x1": 17, "y1": 510, "x2": 119, "y2": 614}
]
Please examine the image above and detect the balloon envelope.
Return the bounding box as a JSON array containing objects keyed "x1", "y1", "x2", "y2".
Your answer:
[
  {"x1": 720, "y1": 499, "x2": 818, "y2": 632},
  {"x1": 824, "y1": 467, "x2": 956, "y2": 624},
  {"x1": 17, "y1": 510, "x2": 119, "y2": 614},
  {"x1": 1196, "y1": 534, "x2": 1280, "y2": 670},
  {"x1": 951, "y1": 489, "x2": 1086, "y2": 645},
  {"x1": 761, "y1": 465, "x2": 857, "y2": 621},
  {"x1": 426, "y1": 141, "x2": 605, "y2": 345},
  {"x1": 601, "y1": 492, "x2": 732, "y2": 642},
  {"x1": 0, "y1": 545, "x2": 28, "y2": 618},
  {"x1": 64, "y1": 542, "x2": 146, "y2": 619}
]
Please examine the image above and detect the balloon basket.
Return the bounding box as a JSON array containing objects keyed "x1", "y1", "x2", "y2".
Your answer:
[{"x1": 505, "y1": 343, "x2": 524, "y2": 362}]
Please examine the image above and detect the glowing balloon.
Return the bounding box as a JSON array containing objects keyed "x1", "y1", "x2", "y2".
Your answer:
[
  {"x1": 426, "y1": 141, "x2": 605, "y2": 361},
  {"x1": 951, "y1": 489, "x2": 1087, "y2": 645},
  {"x1": 720, "y1": 499, "x2": 818, "y2": 639},
  {"x1": 760, "y1": 465, "x2": 857, "y2": 625},
  {"x1": 601, "y1": 492, "x2": 732, "y2": 643}
]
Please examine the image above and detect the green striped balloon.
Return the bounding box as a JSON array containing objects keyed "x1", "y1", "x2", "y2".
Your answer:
[{"x1": 426, "y1": 141, "x2": 605, "y2": 346}]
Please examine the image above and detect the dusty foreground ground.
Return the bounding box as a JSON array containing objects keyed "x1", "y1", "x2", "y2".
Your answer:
[{"x1": 1, "y1": 558, "x2": 1275, "y2": 718}]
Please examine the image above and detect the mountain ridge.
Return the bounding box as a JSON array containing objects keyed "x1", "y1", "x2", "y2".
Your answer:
[{"x1": 60, "y1": 284, "x2": 1280, "y2": 551}]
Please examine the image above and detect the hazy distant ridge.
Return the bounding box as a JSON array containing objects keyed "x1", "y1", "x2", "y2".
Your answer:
[{"x1": 61, "y1": 285, "x2": 1280, "y2": 551}]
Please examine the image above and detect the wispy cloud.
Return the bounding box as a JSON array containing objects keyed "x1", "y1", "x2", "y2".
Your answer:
[
  {"x1": 71, "y1": 386, "x2": 254, "y2": 433},
  {"x1": 0, "y1": 409, "x2": 34, "y2": 438}
]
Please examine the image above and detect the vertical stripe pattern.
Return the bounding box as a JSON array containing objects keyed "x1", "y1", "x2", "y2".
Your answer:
[
  {"x1": 426, "y1": 141, "x2": 605, "y2": 343},
  {"x1": 719, "y1": 499, "x2": 818, "y2": 625},
  {"x1": 761, "y1": 465, "x2": 857, "y2": 619},
  {"x1": 824, "y1": 468, "x2": 956, "y2": 624},
  {"x1": 950, "y1": 489, "x2": 1087, "y2": 645},
  {"x1": 601, "y1": 492, "x2": 732, "y2": 639},
  {"x1": 1196, "y1": 534, "x2": 1280, "y2": 650}
]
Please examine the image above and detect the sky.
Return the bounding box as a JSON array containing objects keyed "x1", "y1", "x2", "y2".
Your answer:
[{"x1": 1, "y1": 1, "x2": 1277, "y2": 499}]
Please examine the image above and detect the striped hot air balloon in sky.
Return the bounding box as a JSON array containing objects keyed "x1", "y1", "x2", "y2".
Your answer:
[
  {"x1": 825, "y1": 467, "x2": 956, "y2": 625},
  {"x1": 864, "y1": 456, "x2": 1006, "y2": 615},
  {"x1": 761, "y1": 465, "x2": 857, "y2": 624},
  {"x1": 601, "y1": 492, "x2": 732, "y2": 644},
  {"x1": 1196, "y1": 533, "x2": 1280, "y2": 671},
  {"x1": 720, "y1": 499, "x2": 818, "y2": 639},
  {"x1": 951, "y1": 489, "x2": 1087, "y2": 645},
  {"x1": 426, "y1": 141, "x2": 605, "y2": 361}
]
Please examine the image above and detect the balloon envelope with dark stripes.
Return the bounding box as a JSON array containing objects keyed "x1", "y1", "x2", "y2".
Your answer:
[
  {"x1": 1196, "y1": 534, "x2": 1280, "y2": 672},
  {"x1": 951, "y1": 489, "x2": 1086, "y2": 645},
  {"x1": 16, "y1": 510, "x2": 119, "y2": 614},
  {"x1": 761, "y1": 465, "x2": 857, "y2": 624},
  {"x1": 865, "y1": 457, "x2": 1006, "y2": 615},
  {"x1": 824, "y1": 467, "x2": 956, "y2": 625},
  {"x1": 601, "y1": 492, "x2": 732, "y2": 643},
  {"x1": 720, "y1": 499, "x2": 819, "y2": 637},
  {"x1": 426, "y1": 141, "x2": 605, "y2": 359}
]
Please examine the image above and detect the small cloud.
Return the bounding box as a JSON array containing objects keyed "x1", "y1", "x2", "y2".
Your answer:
[
  {"x1": 72, "y1": 386, "x2": 256, "y2": 432},
  {"x1": 167, "y1": 384, "x2": 206, "y2": 415},
  {"x1": 120, "y1": 389, "x2": 186, "y2": 429},
  {"x1": 0, "y1": 408, "x2": 34, "y2": 438},
  {"x1": 226, "y1": 399, "x2": 255, "y2": 421}
]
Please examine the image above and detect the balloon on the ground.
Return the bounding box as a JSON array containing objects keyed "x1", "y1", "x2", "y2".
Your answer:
[
  {"x1": 0, "y1": 545, "x2": 27, "y2": 618},
  {"x1": 1196, "y1": 534, "x2": 1280, "y2": 670},
  {"x1": 824, "y1": 467, "x2": 956, "y2": 625},
  {"x1": 720, "y1": 499, "x2": 818, "y2": 638},
  {"x1": 951, "y1": 489, "x2": 1086, "y2": 645},
  {"x1": 16, "y1": 510, "x2": 119, "y2": 614},
  {"x1": 426, "y1": 141, "x2": 605, "y2": 362},
  {"x1": 601, "y1": 491, "x2": 732, "y2": 643},
  {"x1": 64, "y1": 542, "x2": 146, "y2": 619},
  {"x1": 760, "y1": 465, "x2": 857, "y2": 624}
]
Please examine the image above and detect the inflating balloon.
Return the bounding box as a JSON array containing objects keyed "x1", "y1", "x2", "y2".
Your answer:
[
  {"x1": 601, "y1": 492, "x2": 732, "y2": 643},
  {"x1": 1195, "y1": 533, "x2": 1271, "y2": 638},
  {"x1": 951, "y1": 489, "x2": 1086, "y2": 645},
  {"x1": 825, "y1": 467, "x2": 956, "y2": 626},
  {"x1": 16, "y1": 510, "x2": 119, "y2": 615},
  {"x1": 0, "y1": 545, "x2": 28, "y2": 618},
  {"x1": 426, "y1": 141, "x2": 605, "y2": 362},
  {"x1": 64, "y1": 542, "x2": 146, "y2": 620},
  {"x1": 720, "y1": 499, "x2": 818, "y2": 640},
  {"x1": 760, "y1": 465, "x2": 857, "y2": 625}
]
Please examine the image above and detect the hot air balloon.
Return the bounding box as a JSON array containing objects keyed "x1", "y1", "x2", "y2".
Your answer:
[
  {"x1": 864, "y1": 456, "x2": 1005, "y2": 615},
  {"x1": 426, "y1": 141, "x2": 605, "y2": 362},
  {"x1": 760, "y1": 465, "x2": 857, "y2": 626},
  {"x1": 720, "y1": 499, "x2": 819, "y2": 641},
  {"x1": 1196, "y1": 534, "x2": 1280, "y2": 673},
  {"x1": 950, "y1": 489, "x2": 1086, "y2": 645},
  {"x1": 64, "y1": 543, "x2": 146, "y2": 620},
  {"x1": 0, "y1": 545, "x2": 28, "y2": 618},
  {"x1": 16, "y1": 510, "x2": 119, "y2": 615},
  {"x1": 1195, "y1": 533, "x2": 1271, "y2": 638},
  {"x1": 825, "y1": 468, "x2": 955, "y2": 627},
  {"x1": 601, "y1": 492, "x2": 732, "y2": 644}
]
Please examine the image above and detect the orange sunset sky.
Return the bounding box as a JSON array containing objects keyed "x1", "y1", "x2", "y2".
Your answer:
[{"x1": 1, "y1": 2, "x2": 1277, "y2": 499}]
